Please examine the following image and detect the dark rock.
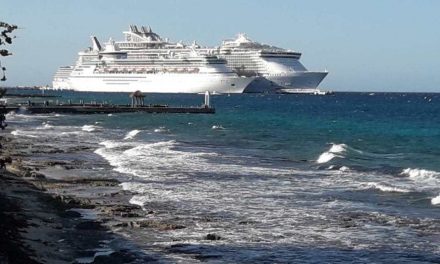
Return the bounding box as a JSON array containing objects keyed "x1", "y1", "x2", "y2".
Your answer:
[
  {"x1": 61, "y1": 210, "x2": 82, "y2": 218},
  {"x1": 137, "y1": 220, "x2": 186, "y2": 230},
  {"x1": 45, "y1": 161, "x2": 68, "y2": 166},
  {"x1": 112, "y1": 222, "x2": 129, "y2": 228},
  {"x1": 120, "y1": 212, "x2": 139, "y2": 218},
  {"x1": 238, "y1": 220, "x2": 255, "y2": 225},
  {"x1": 75, "y1": 221, "x2": 106, "y2": 231},
  {"x1": 31, "y1": 172, "x2": 45, "y2": 179},
  {"x1": 205, "y1": 234, "x2": 222, "y2": 241},
  {"x1": 91, "y1": 250, "x2": 135, "y2": 264}
]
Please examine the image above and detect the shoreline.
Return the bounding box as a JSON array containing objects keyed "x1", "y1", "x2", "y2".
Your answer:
[
  {"x1": 3, "y1": 93, "x2": 440, "y2": 263},
  {"x1": 0, "y1": 134, "x2": 164, "y2": 263}
]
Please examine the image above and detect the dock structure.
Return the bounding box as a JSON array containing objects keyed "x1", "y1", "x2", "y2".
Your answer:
[
  {"x1": 0, "y1": 90, "x2": 215, "y2": 114},
  {"x1": 130, "y1": 90, "x2": 145, "y2": 107},
  {"x1": 0, "y1": 104, "x2": 214, "y2": 114}
]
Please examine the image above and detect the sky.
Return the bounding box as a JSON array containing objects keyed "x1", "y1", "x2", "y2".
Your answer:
[{"x1": 1, "y1": 0, "x2": 439, "y2": 92}]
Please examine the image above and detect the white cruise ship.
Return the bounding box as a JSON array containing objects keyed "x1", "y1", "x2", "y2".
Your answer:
[
  {"x1": 53, "y1": 26, "x2": 255, "y2": 93},
  {"x1": 212, "y1": 33, "x2": 328, "y2": 93}
]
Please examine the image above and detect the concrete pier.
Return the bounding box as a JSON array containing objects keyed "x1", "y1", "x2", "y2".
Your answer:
[
  {"x1": 1, "y1": 90, "x2": 215, "y2": 114},
  {"x1": 0, "y1": 104, "x2": 215, "y2": 114}
]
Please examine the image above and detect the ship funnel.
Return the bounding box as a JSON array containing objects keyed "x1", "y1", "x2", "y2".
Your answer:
[
  {"x1": 91, "y1": 36, "x2": 102, "y2": 51},
  {"x1": 129, "y1": 25, "x2": 139, "y2": 33}
]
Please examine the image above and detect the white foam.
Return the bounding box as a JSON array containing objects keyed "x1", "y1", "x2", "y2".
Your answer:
[
  {"x1": 154, "y1": 127, "x2": 169, "y2": 133},
  {"x1": 60, "y1": 131, "x2": 82, "y2": 136},
  {"x1": 123, "y1": 129, "x2": 141, "y2": 140},
  {"x1": 317, "y1": 152, "x2": 337, "y2": 164},
  {"x1": 364, "y1": 182, "x2": 410, "y2": 193},
  {"x1": 95, "y1": 139, "x2": 301, "y2": 180},
  {"x1": 120, "y1": 182, "x2": 148, "y2": 193},
  {"x1": 316, "y1": 143, "x2": 347, "y2": 164},
  {"x1": 329, "y1": 144, "x2": 347, "y2": 153},
  {"x1": 98, "y1": 140, "x2": 126, "y2": 149},
  {"x1": 5, "y1": 112, "x2": 17, "y2": 118},
  {"x1": 10, "y1": 130, "x2": 38, "y2": 138},
  {"x1": 431, "y1": 194, "x2": 440, "y2": 205},
  {"x1": 36, "y1": 123, "x2": 54, "y2": 130},
  {"x1": 82, "y1": 124, "x2": 101, "y2": 132},
  {"x1": 401, "y1": 168, "x2": 440, "y2": 183},
  {"x1": 129, "y1": 195, "x2": 149, "y2": 208},
  {"x1": 339, "y1": 166, "x2": 350, "y2": 172}
]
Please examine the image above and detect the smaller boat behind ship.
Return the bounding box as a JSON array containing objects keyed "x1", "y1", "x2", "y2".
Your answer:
[{"x1": 277, "y1": 88, "x2": 333, "y2": 95}]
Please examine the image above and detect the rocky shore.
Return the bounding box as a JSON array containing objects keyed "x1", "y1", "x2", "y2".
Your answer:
[{"x1": 0, "y1": 134, "x2": 166, "y2": 263}]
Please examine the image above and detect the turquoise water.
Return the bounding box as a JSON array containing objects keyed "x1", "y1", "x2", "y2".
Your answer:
[{"x1": 7, "y1": 91, "x2": 440, "y2": 263}]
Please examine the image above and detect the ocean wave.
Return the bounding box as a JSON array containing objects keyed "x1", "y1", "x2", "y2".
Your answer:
[
  {"x1": 317, "y1": 143, "x2": 347, "y2": 163},
  {"x1": 401, "y1": 168, "x2": 440, "y2": 181},
  {"x1": 363, "y1": 182, "x2": 410, "y2": 193},
  {"x1": 95, "y1": 139, "x2": 299, "y2": 179},
  {"x1": 123, "y1": 129, "x2": 141, "y2": 140},
  {"x1": 431, "y1": 194, "x2": 440, "y2": 205},
  {"x1": 82, "y1": 124, "x2": 101, "y2": 132},
  {"x1": 317, "y1": 143, "x2": 406, "y2": 165}
]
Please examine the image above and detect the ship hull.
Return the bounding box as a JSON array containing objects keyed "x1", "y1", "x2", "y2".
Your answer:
[
  {"x1": 244, "y1": 71, "x2": 328, "y2": 93},
  {"x1": 67, "y1": 73, "x2": 255, "y2": 93}
]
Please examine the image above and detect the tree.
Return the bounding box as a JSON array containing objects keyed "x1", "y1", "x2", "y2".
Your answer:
[
  {"x1": 0, "y1": 21, "x2": 18, "y2": 130},
  {"x1": 0, "y1": 22, "x2": 18, "y2": 82}
]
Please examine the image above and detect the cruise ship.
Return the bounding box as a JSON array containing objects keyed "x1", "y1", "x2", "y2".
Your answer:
[
  {"x1": 212, "y1": 33, "x2": 328, "y2": 93},
  {"x1": 53, "y1": 26, "x2": 328, "y2": 94},
  {"x1": 52, "y1": 26, "x2": 255, "y2": 93}
]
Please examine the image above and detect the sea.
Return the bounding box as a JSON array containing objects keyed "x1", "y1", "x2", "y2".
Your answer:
[{"x1": 6, "y1": 91, "x2": 440, "y2": 263}]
